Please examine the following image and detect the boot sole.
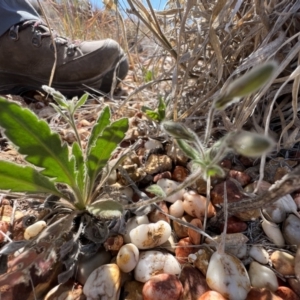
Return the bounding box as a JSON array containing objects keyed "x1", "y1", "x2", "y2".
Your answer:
[{"x1": 0, "y1": 71, "x2": 104, "y2": 97}]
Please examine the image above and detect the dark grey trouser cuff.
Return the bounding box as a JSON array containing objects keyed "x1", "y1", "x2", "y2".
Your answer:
[{"x1": 0, "y1": 0, "x2": 40, "y2": 37}]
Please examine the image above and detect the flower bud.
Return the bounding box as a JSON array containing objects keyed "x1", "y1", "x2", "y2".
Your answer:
[
  {"x1": 215, "y1": 61, "x2": 277, "y2": 110},
  {"x1": 162, "y1": 121, "x2": 195, "y2": 141}
]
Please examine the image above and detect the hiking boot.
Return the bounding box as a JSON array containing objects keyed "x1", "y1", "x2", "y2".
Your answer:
[{"x1": 0, "y1": 20, "x2": 128, "y2": 96}]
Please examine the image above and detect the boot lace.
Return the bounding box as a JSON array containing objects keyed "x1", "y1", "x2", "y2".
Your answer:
[{"x1": 8, "y1": 20, "x2": 81, "y2": 56}]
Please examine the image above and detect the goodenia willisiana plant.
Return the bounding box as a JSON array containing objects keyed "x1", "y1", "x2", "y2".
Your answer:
[{"x1": 0, "y1": 91, "x2": 128, "y2": 214}]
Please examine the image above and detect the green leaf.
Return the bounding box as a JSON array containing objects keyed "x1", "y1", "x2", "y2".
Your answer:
[
  {"x1": 176, "y1": 139, "x2": 201, "y2": 160},
  {"x1": 87, "y1": 106, "x2": 111, "y2": 152},
  {"x1": 162, "y1": 121, "x2": 195, "y2": 141},
  {"x1": 158, "y1": 97, "x2": 166, "y2": 121},
  {"x1": 144, "y1": 69, "x2": 153, "y2": 82},
  {"x1": 87, "y1": 199, "x2": 123, "y2": 219},
  {"x1": 71, "y1": 142, "x2": 86, "y2": 195},
  {"x1": 0, "y1": 160, "x2": 62, "y2": 196},
  {"x1": 0, "y1": 97, "x2": 76, "y2": 186},
  {"x1": 141, "y1": 105, "x2": 153, "y2": 113},
  {"x1": 215, "y1": 61, "x2": 277, "y2": 110},
  {"x1": 146, "y1": 184, "x2": 166, "y2": 197},
  {"x1": 205, "y1": 165, "x2": 225, "y2": 179},
  {"x1": 74, "y1": 93, "x2": 89, "y2": 111},
  {"x1": 87, "y1": 118, "x2": 128, "y2": 187},
  {"x1": 144, "y1": 110, "x2": 161, "y2": 121}
]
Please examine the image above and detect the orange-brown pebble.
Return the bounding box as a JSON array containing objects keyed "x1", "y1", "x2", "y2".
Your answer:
[
  {"x1": 275, "y1": 286, "x2": 299, "y2": 300},
  {"x1": 172, "y1": 166, "x2": 189, "y2": 182},
  {"x1": 142, "y1": 274, "x2": 183, "y2": 300},
  {"x1": 104, "y1": 235, "x2": 124, "y2": 251},
  {"x1": 153, "y1": 171, "x2": 172, "y2": 182},
  {"x1": 246, "y1": 287, "x2": 282, "y2": 300},
  {"x1": 0, "y1": 221, "x2": 9, "y2": 243},
  {"x1": 198, "y1": 290, "x2": 227, "y2": 300},
  {"x1": 148, "y1": 201, "x2": 170, "y2": 224},
  {"x1": 220, "y1": 216, "x2": 248, "y2": 234},
  {"x1": 175, "y1": 237, "x2": 197, "y2": 264},
  {"x1": 228, "y1": 170, "x2": 251, "y2": 187},
  {"x1": 188, "y1": 218, "x2": 203, "y2": 245}
]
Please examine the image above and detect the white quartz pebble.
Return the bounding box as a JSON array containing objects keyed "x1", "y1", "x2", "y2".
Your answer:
[
  {"x1": 124, "y1": 215, "x2": 149, "y2": 243},
  {"x1": 24, "y1": 220, "x2": 47, "y2": 240},
  {"x1": 116, "y1": 243, "x2": 139, "y2": 273},
  {"x1": 249, "y1": 245, "x2": 269, "y2": 264},
  {"x1": 83, "y1": 263, "x2": 121, "y2": 300},
  {"x1": 130, "y1": 220, "x2": 171, "y2": 249},
  {"x1": 134, "y1": 251, "x2": 181, "y2": 282},
  {"x1": 169, "y1": 199, "x2": 185, "y2": 218},
  {"x1": 157, "y1": 178, "x2": 185, "y2": 203}
]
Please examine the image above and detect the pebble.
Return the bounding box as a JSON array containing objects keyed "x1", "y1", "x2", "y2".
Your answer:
[
  {"x1": 148, "y1": 201, "x2": 170, "y2": 224},
  {"x1": 288, "y1": 278, "x2": 300, "y2": 297},
  {"x1": 172, "y1": 165, "x2": 189, "y2": 182},
  {"x1": 45, "y1": 280, "x2": 85, "y2": 300},
  {"x1": 116, "y1": 243, "x2": 139, "y2": 273},
  {"x1": 247, "y1": 287, "x2": 282, "y2": 300},
  {"x1": 104, "y1": 234, "x2": 124, "y2": 252},
  {"x1": 76, "y1": 248, "x2": 111, "y2": 285},
  {"x1": 175, "y1": 237, "x2": 196, "y2": 264},
  {"x1": 270, "y1": 250, "x2": 295, "y2": 276},
  {"x1": 123, "y1": 215, "x2": 149, "y2": 243},
  {"x1": 189, "y1": 247, "x2": 213, "y2": 276},
  {"x1": 134, "y1": 251, "x2": 181, "y2": 282},
  {"x1": 145, "y1": 154, "x2": 172, "y2": 174},
  {"x1": 169, "y1": 199, "x2": 185, "y2": 218},
  {"x1": 275, "y1": 286, "x2": 300, "y2": 300},
  {"x1": 179, "y1": 265, "x2": 209, "y2": 299},
  {"x1": 282, "y1": 214, "x2": 300, "y2": 246},
  {"x1": 198, "y1": 290, "x2": 227, "y2": 300},
  {"x1": 130, "y1": 220, "x2": 171, "y2": 249},
  {"x1": 83, "y1": 263, "x2": 121, "y2": 300},
  {"x1": 0, "y1": 221, "x2": 9, "y2": 243},
  {"x1": 183, "y1": 190, "x2": 215, "y2": 219},
  {"x1": 142, "y1": 274, "x2": 183, "y2": 300},
  {"x1": 156, "y1": 178, "x2": 185, "y2": 203},
  {"x1": 188, "y1": 218, "x2": 203, "y2": 245},
  {"x1": 173, "y1": 214, "x2": 192, "y2": 238},
  {"x1": 228, "y1": 170, "x2": 251, "y2": 186},
  {"x1": 219, "y1": 216, "x2": 248, "y2": 234},
  {"x1": 248, "y1": 261, "x2": 278, "y2": 292},
  {"x1": 24, "y1": 220, "x2": 47, "y2": 240},
  {"x1": 123, "y1": 281, "x2": 144, "y2": 300},
  {"x1": 249, "y1": 245, "x2": 269, "y2": 264}
]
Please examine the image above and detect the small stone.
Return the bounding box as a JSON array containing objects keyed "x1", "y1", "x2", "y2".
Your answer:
[
  {"x1": 198, "y1": 290, "x2": 227, "y2": 300},
  {"x1": 76, "y1": 249, "x2": 111, "y2": 285},
  {"x1": 130, "y1": 220, "x2": 171, "y2": 249},
  {"x1": 247, "y1": 287, "x2": 282, "y2": 300},
  {"x1": 166, "y1": 143, "x2": 188, "y2": 165},
  {"x1": 145, "y1": 154, "x2": 172, "y2": 175},
  {"x1": 153, "y1": 171, "x2": 172, "y2": 182},
  {"x1": 24, "y1": 220, "x2": 47, "y2": 240},
  {"x1": 249, "y1": 245, "x2": 269, "y2": 264},
  {"x1": 275, "y1": 286, "x2": 299, "y2": 300},
  {"x1": 157, "y1": 178, "x2": 185, "y2": 203},
  {"x1": 188, "y1": 218, "x2": 203, "y2": 245},
  {"x1": 124, "y1": 216, "x2": 149, "y2": 243},
  {"x1": 228, "y1": 170, "x2": 251, "y2": 187},
  {"x1": 0, "y1": 221, "x2": 9, "y2": 243},
  {"x1": 175, "y1": 237, "x2": 197, "y2": 264},
  {"x1": 189, "y1": 247, "x2": 213, "y2": 276},
  {"x1": 183, "y1": 190, "x2": 215, "y2": 219},
  {"x1": 83, "y1": 263, "x2": 121, "y2": 300},
  {"x1": 288, "y1": 278, "x2": 300, "y2": 297},
  {"x1": 195, "y1": 177, "x2": 207, "y2": 194},
  {"x1": 169, "y1": 200, "x2": 185, "y2": 218},
  {"x1": 172, "y1": 166, "x2": 189, "y2": 182},
  {"x1": 211, "y1": 179, "x2": 246, "y2": 206},
  {"x1": 282, "y1": 214, "x2": 300, "y2": 246},
  {"x1": 116, "y1": 243, "x2": 139, "y2": 273},
  {"x1": 0, "y1": 204, "x2": 12, "y2": 223},
  {"x1": 173, "y1": 214, "x2": 193, "y2": 238},
  {"x1": 270, "y1": 250, "x2": 295, "y2": 276},
  {"x1": 148, "y1": 201, "x2": 170, "y2": 224},
  {"x1": 104, "y1": 235, "x2": 124, "y2": 252},
  {"x1": 219, "y1": 216, "x2": 248, "y2": 234},
  {"x1": 142, "y1": 274, "x2": 183, "y2": 300},
  {"x1": 45, "y1": 280, "x2": 85, "y2": 300},
  {"x1": 179, "y1": 265, "x2": 209, "y2": 299},
  {"x1": 123, "y1": 281, "x2": 144, "y2": 300},
  {"x1": 134, "y1": 251, "x2": 181, "y2": 282}
]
